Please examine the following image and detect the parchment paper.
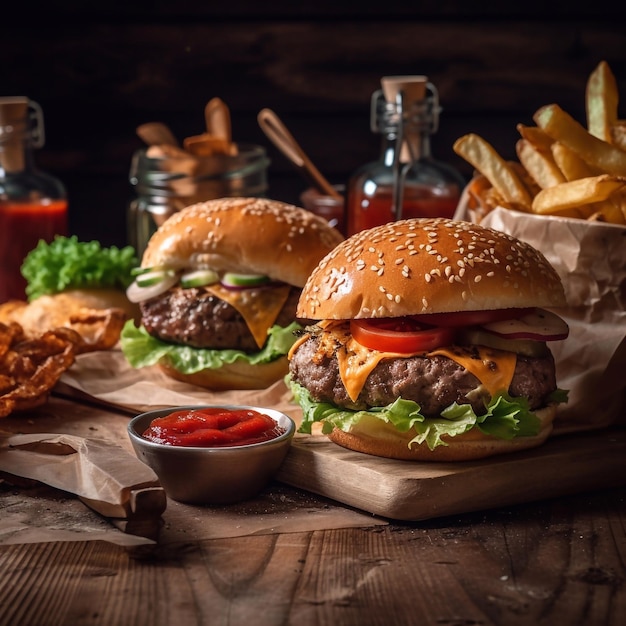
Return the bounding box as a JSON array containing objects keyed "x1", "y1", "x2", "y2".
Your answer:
[
  {"x1": 58, "y1": 349, "x2": 303, "y2": 424},
  {"x1": 0, "y1": 356, "x2": 386, "y2": 547},
  {"x1": 455, "y1": 203, "x2": 626, "y2": 433}
]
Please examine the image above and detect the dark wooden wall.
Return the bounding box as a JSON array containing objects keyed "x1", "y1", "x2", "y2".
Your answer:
[{"x1": 3, "y1": 2, "x2": 626, "y2": 248}]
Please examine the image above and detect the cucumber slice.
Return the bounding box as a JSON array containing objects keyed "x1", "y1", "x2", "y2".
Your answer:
[
  {"x1": 180, "y1": 269, "x2": 219, "y2": 288},
  {"x1": 136, "y1": 269, "x2": 176, "y2": 287},
  {"x1": 459, "y1": 328, "x2": 548, "y2": 358},
  {"x1": 131, "y1": 265, "x2": 166, "y2": 277},
  {"x1": 222, "y1": 272, "x2": 271, "y2": 288}
]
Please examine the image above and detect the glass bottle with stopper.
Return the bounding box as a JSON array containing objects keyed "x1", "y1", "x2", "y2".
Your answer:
[
  {"x1": 346, "y1": 75, "x2": 465, "y2": 236},
  {"x1": 0, "y1": 97, "x2": 67, "y2": 303}
]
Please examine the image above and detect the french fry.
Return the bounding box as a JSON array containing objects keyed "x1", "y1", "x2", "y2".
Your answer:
[
  {"x1": 516, "y1": 124, "x2": 554, "y2": 153},
  {"x1": 551, "y1": 142, "x2": 601, "y2": 181},
  {"x1": 454, "y1": 62, "x2": 625, "y2": 224},
  {"x1": 586, "y1": 198, "x2": 626, "y2": 225},
  {"x1": 516, "y1": 139, "x2": 566, "y2": 189},
  {"x1": 453, "y1": 134, "x2": 533, "y2": 210},
  {"x1": 531, "y1": 174, "x2": 626, "y2": 215},
  {"x1": 534, "y1": 103, "x2": 626, "y2": 176},
  {"x1": 610, "y1": 120, "x2": 626, "y2": 153},
  {"x1": 586, "y1": 60, "x2": 619, "y2": 143},
  {"x1": 507, "y1": 161, "x2": 541, "y2": 197}
]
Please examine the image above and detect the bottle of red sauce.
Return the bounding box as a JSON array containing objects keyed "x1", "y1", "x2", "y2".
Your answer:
[
  {"x1": 0, "y1": 97, "x2": 67, "y2": 303},
  {"x1": 346, "y1": 76, "x2": 465, "y2": 236}
]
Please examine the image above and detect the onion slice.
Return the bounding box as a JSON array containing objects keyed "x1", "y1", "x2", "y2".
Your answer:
[
  {"x1": 126, "y1": 271, "x2": 179, "y2": 303},
  {"x1": 481, "y1": 308, "x2": 569, "y2": 341}
]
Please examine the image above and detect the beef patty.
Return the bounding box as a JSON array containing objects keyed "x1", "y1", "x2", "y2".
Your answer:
[
  {"x1": 140, "y1": 286, "x2": 302, "y2": 351},
  {"x1": 289, "y1": 335, "x2": 557, "y2": 417}
]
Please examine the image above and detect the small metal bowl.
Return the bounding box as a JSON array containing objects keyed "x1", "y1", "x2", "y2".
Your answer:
[{"x1": 128, "y1": 405, "x2": 295, "y2": 504}]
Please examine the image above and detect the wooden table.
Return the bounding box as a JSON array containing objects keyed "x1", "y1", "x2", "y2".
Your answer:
[{"x1": 1, "y1": 396, "x2": 625, "y2": 626}]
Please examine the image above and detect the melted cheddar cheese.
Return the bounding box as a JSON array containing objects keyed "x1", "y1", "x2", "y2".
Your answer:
[
  {"x1": 291, "y1": 321, "x2": 517, "y2": 402},
  {"x1": 428, "y1": 346, "x2": 517, "y2": 398},
  {"x1": 204, "y1": 283, "x2": 292, "y2": 349}
]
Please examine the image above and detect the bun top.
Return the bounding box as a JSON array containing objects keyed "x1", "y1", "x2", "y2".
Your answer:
[
  {"x1": 297, "y1": 217, "x2": 567, "y2": 319},
  {"x1": 141, "y1": 197, "x2": 344, "y2": 287}
]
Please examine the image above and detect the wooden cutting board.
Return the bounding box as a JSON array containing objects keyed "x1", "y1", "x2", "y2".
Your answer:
[{"x1": 276, "y1": 427, "x2": 626, "y2": 521}]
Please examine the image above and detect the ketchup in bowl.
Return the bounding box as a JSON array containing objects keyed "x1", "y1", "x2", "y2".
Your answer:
[{"x1": 141, "y1": 407, "x2": 287, "y2": 448}]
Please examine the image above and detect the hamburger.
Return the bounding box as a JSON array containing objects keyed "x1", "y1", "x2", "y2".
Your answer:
[
  {"x1": 287, "y1": 217, "x2": 570, "y2": 461},
  {"x1": 120, "y1": 197, "x2": 344, "y2": 390},
  {"x1": 0, "y1": 235, "x2": 139, "y2": 352}
]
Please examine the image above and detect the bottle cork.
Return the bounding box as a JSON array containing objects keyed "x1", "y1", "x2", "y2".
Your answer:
[{"x1": 0, "y1": 96, "x2": 29, "y2": 172}]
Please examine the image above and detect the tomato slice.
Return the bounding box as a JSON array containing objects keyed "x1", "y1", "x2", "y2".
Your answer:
[
  {"x1": 350, "y1": 318, "x2": 454, "y2": 353},
  {"x1": 410, "y1": 308, "x2": 532, "y2": 328}
]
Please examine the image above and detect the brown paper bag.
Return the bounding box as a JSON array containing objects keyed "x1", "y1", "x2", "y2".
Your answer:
[{"x1": 455, "y1": 202, "x2": 626, "y2": 434}]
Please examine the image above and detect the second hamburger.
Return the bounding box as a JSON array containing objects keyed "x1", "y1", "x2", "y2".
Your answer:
[
  {"x1": 288, "y1": 217, "x2": 570, "y2": 461},
  {"x1": 121, "y1": 197, "x2": 344, "y2": 390}
]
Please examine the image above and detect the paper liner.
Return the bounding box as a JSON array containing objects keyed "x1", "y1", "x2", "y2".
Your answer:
[{"x1": 455, "y1": 199, "x2": 626, "y2": 433}]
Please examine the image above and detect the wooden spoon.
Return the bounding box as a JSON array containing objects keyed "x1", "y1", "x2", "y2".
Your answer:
[{"x1": 257, "y1": 108, "x2": 343, "y2": 200}]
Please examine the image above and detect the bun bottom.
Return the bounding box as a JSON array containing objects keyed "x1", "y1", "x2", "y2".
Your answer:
[
  {"x1": 159, "y1": 356, "x2": 289, "y2": 391},
  {"x1": 327, "y1": 405, "x2": 557, "y2": 462}
]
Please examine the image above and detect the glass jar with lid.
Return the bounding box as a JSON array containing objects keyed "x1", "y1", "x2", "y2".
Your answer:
[
  {"x1": 346, "y1": 76, "x2": 465, "y2": 236},
  {"x1": 0, "y1": 97, "x2": 67, "y2": 303},
  {"x1": 128, "y1": 143, "x2": 270, "y2": 256}
]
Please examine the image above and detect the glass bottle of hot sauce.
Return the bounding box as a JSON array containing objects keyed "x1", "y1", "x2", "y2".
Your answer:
[
  {"x1": 346, "y1": 76, "x2": 465, "y2": 236},
  {"x1": 0, "y1": 97, "x2": 67, "y2": 303}
]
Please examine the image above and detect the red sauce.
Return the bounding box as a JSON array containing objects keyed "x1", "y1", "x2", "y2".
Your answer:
[
  {"x1": 346, "y1": 187, "x2": 459, "y2": 236},
  {"x1": 142, "y1": 407, "x2": 286, "y2": 447},
  {"x1": 0, "y1": 199, "x2": 68, "y2": 302}
]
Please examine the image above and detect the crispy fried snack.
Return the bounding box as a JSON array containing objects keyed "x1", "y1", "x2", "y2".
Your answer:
[
  {"x1": 0, "y1": 292, "x2": 127, "y2": 353},
  {"x1": 0, "y1": 321, "x2": 79, "y2": 418}
]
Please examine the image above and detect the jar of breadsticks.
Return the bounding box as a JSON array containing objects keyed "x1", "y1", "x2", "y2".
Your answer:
[
  {"x1": 128, "y1": 101, "x2": 270, "y2": 255},
  {"x1": 128, "y1": 143, "x2": 269, "y2": 256}
]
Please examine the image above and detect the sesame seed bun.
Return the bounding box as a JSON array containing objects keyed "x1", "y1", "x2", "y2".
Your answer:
[
  {"x1": 141, "y1": 197, "x2": 344, "y2": 287},
  {"x1": 297, "y1": 217, "x2": 566, "y2": 320},
  {"x1": 327, "y1": 405, "x2": 557, "y2": 461},
  {"x1": 158, "y1": 356, "x2": 290, "y2": 391}
]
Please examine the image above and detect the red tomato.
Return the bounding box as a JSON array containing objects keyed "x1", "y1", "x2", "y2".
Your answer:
[
  {"x1": 350, "y1": 318, "x2": 455, "y2": 353},
  {"x1": 410, "y1": 308, "x2": 532, "y2": 328}
]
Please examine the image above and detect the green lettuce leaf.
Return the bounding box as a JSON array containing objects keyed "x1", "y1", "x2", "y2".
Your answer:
[
  {"x1": 21, "y1": 235, "x2": 138, "y2": 301},
  {"x1": 121, "y1": 320, "x2": 301, "y2": 373},
  {"x1": 288, "y1": 376, "x2": 554, "y2": 451}
]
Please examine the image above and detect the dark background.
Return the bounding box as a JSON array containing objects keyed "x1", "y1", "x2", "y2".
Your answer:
[{"x1": 3, "y1": 2, "x2": 626, "y2": 249}]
